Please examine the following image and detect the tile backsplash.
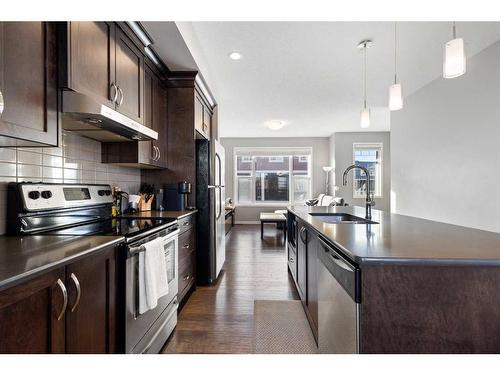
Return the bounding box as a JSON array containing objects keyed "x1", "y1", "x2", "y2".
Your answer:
[{"x1": 0, "y1": 131, "x2": 141, "y2": 234}]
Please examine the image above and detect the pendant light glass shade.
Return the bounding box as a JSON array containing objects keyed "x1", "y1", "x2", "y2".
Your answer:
[
  {"x1": 360, "y1": 108, "x2": 370, "y2": 129},
  {"x1": 389, "y1": 83, "x2": 403, "y2": 111},
  {"x1": 443, "y1": 38, "x2": 466, "y2": 78}
]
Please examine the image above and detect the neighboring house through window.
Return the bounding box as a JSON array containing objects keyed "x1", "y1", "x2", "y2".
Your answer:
[
  {"x1": 234, "y1": 147, "x2": 312, "y2": 205},
  {"x1": 352, "y1": 143, "x2": 383, "y2": 198}
]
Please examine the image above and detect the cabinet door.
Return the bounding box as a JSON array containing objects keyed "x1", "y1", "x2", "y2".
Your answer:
[
  {"x1": 202, "y1": 106, "x2": 212, "y2": 139},
  {"x1": 307, "y1": 232, "x2": 319, "y2": 331},
  {"x1": 0, "y1": 22, "x2": 58, "y2": 146},
  {"x1": 67, "y1": 22, "x2": 116, "y2": 109},
  {"x1": 115, "y1": 27, "x2": 144, "y2": 124},
  {"x1": 65, "y1": 246, "x2": 117, "y2": 353},
  {"x1": 138, "y1": 62, "x2": 156, "y2": 165},
  {"x1": 0, "y1": 268, "x2": 66, "y2": 353},
  {"x1": 153, "y1": 81, "x2": 168, "y2": 168},
  {"x1": 296, "y1": 220, "x2": 308, "y2": 302},
  {"x1": 194, "y1": 94, "x2": 204, "y2": 137}
]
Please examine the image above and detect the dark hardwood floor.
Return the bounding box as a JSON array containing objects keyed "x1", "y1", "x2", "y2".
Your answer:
[{"x1": 162, "y1": 224, "x2": 299, "y2": 354}]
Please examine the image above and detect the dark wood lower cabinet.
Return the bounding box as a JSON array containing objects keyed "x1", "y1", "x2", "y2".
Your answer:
[
  {"x1": 177, "y1": 214, "x2": 196, "y2": 307},
  {"x1": 65, "y1": 246, "x2": 117, "y2": 353},
  {"x1": 0, "y1": 245, "x2": 119, "y2": 353},
  {"x1": 0, "y1": 268, "x2": 66, "y2": 353}
]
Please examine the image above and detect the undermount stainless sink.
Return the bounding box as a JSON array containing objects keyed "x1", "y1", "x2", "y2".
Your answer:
[{"x1": 309, "y1": 212, "x2": 378, "y2": 224}]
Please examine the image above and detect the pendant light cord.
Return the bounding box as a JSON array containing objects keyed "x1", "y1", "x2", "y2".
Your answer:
[
  {"x1": 363, "y1": 43, "x2": 367, "y2": 109},
  {"x1": 394, "y1": 22, "x2": 397, "y2": 84},
  {"x1": 453, "y1": 21, "x2": 456, "y2": 39}
]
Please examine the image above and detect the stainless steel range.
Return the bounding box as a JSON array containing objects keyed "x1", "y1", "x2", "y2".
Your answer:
[{"x1": 7, "y1": 182, "x2": 179, "y2": 353}]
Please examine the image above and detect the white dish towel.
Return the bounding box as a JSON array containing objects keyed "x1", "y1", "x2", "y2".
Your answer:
[{"x1": 138, "y1": 237, "x2": 169, "y2": 314}]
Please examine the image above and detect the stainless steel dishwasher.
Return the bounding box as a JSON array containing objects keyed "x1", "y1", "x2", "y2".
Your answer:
[{"x1": 317, "y1": 237, "x2": 361, "y2": 353}]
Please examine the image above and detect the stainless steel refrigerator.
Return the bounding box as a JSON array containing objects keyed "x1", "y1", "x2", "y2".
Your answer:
[{"x1": 195, "y1": 138, "x2": 226, "y2": 285}]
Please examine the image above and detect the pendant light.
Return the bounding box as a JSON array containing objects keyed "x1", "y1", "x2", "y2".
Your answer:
[
  {"x1": 358, "y1": 40, "x2": 373, "y2": 129},
  {"x1": 389, "y1": 23, "x2": 403, "y2": 111},
  {"x1": 443, "y1": 22, "x2": 466, "y2": 79}
]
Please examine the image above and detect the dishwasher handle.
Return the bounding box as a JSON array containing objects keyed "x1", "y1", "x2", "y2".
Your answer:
[{"x1": 318, "y1": 237, "x2": 361, "y2": 303}]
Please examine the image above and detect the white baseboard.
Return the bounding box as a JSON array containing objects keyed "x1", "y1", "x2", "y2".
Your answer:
[{"x1": 234, "y1": 221, "x2": 260, "y2": 225}]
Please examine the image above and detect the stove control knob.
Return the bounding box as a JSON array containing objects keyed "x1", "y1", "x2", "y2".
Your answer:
[
  {"x1": 98, "y1": 190, "x2": 105, "y2": 196},
  {"x1": 105, "y1": 190, "x2": 111, "y2": 196},
  {"x1": 28, "y1": 191, "x2": 40, "y2": 200},
  {"x1": 41, "y1": 190, "x2": 53, "y2": 199}
]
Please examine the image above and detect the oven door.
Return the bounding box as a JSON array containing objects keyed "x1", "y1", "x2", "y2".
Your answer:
[{"x1": 125, "y1": 228, "x2": 179, "y2": 353}]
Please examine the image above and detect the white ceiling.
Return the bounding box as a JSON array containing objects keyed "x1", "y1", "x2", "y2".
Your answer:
[{"x1": 151, "y1": 22, "x2": 500, "y2": 138}]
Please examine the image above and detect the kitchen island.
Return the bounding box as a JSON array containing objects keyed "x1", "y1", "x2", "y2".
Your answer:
[{"x1": 287, "y1": 205, "x2": 500, "y2": 353}]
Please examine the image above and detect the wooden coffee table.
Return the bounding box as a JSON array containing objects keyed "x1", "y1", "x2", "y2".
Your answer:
[{"x1": 260, "y1": 212, "x2": 287, "y2": 240}]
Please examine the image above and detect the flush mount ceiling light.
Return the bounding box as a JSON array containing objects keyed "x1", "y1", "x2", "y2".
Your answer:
[
  {"x1": 265, "y1": 120, "x2": 286, "y2": 130},
  {"x1": 358, "y1": 40, "x2": 373, "y2": 129},
  {"x1": 389, "y1": 23, "x2": 403, "y2": 111},
  {"x1": 443, "y1": 22, "x2": 466, "y2": 79},
  {"x1": 228, "y1": 51, "x2": 242, "y2": 60}
]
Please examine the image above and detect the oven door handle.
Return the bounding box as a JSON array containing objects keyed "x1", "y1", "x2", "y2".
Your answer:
[{"x1": 127, "y1": 229, "x2": 180, "y2": 258}]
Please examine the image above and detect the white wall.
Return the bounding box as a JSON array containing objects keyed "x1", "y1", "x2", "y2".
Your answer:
[
  {"x1": 220, "y1": 137, "x2": 330, "y2": 222},
  {"x1": 334, "y1": 132, "x2": 391, "y2": 211},
  {"x1": 391, "y1": 40, "x2": 500, "y2": 233}
]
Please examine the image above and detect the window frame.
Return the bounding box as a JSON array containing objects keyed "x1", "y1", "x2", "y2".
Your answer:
[
  {"x1": 352, "y1": 142, "x2": 383, "y2": 199},
  {"x1": 234, "y1": 147, "x2": 313, "y2": 207}
]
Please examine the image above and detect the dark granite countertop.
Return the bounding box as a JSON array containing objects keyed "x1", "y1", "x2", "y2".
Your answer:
[
  {"x1": 0, "y1": 235, "x2": 124, "y2": 291},
  {"x1": 289, "y1": 205, "x2": 500, "y2": 266},
  {"x1": 120, "y1": 209, "x2": 197, "y2": 220}
]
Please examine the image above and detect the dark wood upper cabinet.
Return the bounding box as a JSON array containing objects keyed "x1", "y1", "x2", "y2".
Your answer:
[
  {"x1": 62, "y1": 22, "x2": 116, "y2": 108},
  {"x1": 0, "y1": 22, "x2": 58, "y2": 147},
  {"x1": 102, "y1": 59, "x2": 167, "y2": 169},
  {"x1": 194, "y1": 88, "x2": 213, "y2": 140},
  {"x1": 60, "y1": 22, "x2": 144, "y2": 124},
  {"x1": 65, "y1": 246, "x2": 117, "y2": 353},
  {"x1": 0, "y1": 268, "x2": 66, "y2": 353},
  {"x1": 114, "y1": 27, "x2": 144, "y2": 124}
]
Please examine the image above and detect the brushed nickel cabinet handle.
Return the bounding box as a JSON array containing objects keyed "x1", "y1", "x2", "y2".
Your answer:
[
  {"x1": 289, "y1": 257, "x2": 295, "y2": 263},
  {"x1": 56, "y1": 279, "x2": 67, "y2": 321},
  {"x1": 117, "y1": 86, "x2": 124, "y2": 106},
  {"x1": 183, "y1": 221, "x2": 189, "y2": 226},
  {"x1": 110, "y1": 83, "x2": 118, "y2": 104},
  {"x1": 157, "y1": 146, "x2": 161, "y2": 160},
  {"x1": 152, "y1": 145, "x2": 158, "y2": 161},
  {"x1": 183, "y1": 275, "x2": 190, "y2": 281},
  {"x1": 69, "y1": 273, "x2": 81, "y2": 313},
  {"x1": 0, "y1": 89, "x2": 4, "y2": 115},
  {"x1": 183, "y1": 243, "x2": 190, "y2": 249}
]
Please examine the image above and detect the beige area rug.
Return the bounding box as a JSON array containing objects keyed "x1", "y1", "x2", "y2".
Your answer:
[{"x1": 253, "y1": 300, "x2": 318, "y2": 354}]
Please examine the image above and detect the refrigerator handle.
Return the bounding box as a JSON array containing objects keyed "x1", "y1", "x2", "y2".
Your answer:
[{"x1": 215, "y1": 153, "x2": 223, "y2": 220}]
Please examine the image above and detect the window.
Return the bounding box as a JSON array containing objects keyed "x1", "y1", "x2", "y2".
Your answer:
[
  {"x1": 234, "y1": 148, "x2": 312, "y2": 205},
  {"x1": 352, "y1": 143, "x2": 383, "y2": 198}
]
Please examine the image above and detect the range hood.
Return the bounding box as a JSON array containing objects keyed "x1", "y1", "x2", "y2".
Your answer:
[{"x1": 61, "y1": 90, "x2": 158, "y2": 142}]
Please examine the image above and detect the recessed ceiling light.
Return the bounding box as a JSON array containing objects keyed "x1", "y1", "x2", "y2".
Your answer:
[
  {"x1": 265, "y1": 120, "x2": 286, "y2": 130},
  {"x1": 228, "y1": 51, "x2": 242, "y2": 60}
]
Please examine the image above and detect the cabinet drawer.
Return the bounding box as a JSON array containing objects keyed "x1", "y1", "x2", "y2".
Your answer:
[
  {"x1": 178, "y1": 229, "x2": 196, "y2": 267},
  {"x1": 178, "y1": 214, "x2": 195, "y2": 235},
  {"x1": 178, "y1": 250, "x2": 196, "y2": 294}
]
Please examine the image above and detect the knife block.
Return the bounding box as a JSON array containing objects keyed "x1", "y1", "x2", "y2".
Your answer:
[{"x1": 138, "y1": 193, "x2": 154, "y2": 211}]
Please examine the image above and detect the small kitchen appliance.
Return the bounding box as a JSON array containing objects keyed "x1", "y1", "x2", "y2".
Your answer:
[{"x1": 164, "y1": 181, "x2": 192, "y2": 211}]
